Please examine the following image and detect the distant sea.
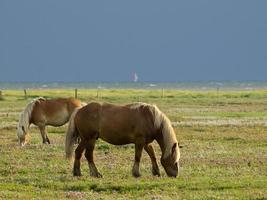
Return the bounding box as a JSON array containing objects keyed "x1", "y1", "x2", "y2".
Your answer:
[{"x1": 0, "y1": 81, "x2": 267, "y2": 90}]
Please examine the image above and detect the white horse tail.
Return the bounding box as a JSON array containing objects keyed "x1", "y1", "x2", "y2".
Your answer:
[{"x1": 65, "y1": 108, "x2": 79, "y2": 160}]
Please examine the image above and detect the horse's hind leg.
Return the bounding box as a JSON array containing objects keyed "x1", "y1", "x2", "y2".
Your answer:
[
  {"x1": 84, "y1": 138, "x2": 102, "y2": 178},
  {"x1": 144, "y1": 143, "x2": 160, "y2": 176},
  {"x1": 73, "y1": 140, "x2": 86, "y2": 176},
  {"x1": 39, "y1": 125, "x2": 50, "y2": 144}
]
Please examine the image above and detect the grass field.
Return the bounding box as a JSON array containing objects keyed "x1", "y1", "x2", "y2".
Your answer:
[{"x1": 0, "y1": 89, "x2": 266, "y2": 199}]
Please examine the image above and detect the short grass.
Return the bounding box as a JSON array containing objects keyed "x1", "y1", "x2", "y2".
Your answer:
[{"x1": 0, "y1": 89, "x2": 266, "y2": 199}]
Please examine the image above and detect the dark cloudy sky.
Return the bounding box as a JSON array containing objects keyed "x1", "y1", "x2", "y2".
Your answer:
[{"x1": 1, "y1": 1, "x2": 267, "y2": 82}]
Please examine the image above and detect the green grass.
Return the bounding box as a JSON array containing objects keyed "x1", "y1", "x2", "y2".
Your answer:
[{"x1": 0, "y1": 89, "x2": 266, "y2": 199}]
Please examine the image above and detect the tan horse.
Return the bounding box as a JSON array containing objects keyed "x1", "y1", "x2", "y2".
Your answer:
[
  {"x1": 17, "y1": 97, "x2": 84, "y2": 146},
  {"x1": 65, "y1": 102, "x2": 181, "y2": 178}
]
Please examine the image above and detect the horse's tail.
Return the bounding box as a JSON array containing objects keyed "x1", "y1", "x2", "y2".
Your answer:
[{"x1": 65, "y1": 108, "x2": 79, "y2": 160}]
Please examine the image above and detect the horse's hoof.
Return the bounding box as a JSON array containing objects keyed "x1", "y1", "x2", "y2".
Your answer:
[
  {"x1": 73, "y1": 169, "x2": 82, "y2": 176},
  {"x1": 96, "y1": 172, "x2": 103, "y2": 178},
  {"x1": 132, "y1": 171, "x2": 141, "y2": 178},
  {"x1": 152, "y1": 168, "x2": 160, "y2": 176},
  {"x1": 152, "y1": 172, "x2": 160, "y2": 176},
  {"x1": 90, "y1": 172, "x2": 103, "y2": 178}
]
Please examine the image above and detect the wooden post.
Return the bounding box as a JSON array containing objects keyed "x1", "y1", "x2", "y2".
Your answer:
[
  {"x1": 96, "y1": 89, "x2": 99, "y2": 99},
  {"x1": 24, "y1": 89, "x2": 27, "y2": 99},
  {"x1": 75, "y1": 88, "x2": 78, "y2": 99}
]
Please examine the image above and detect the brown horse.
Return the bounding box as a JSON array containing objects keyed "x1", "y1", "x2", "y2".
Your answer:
[
  {"x1": 17, "y1": 97, "x2": 84, "y2": 146},
  {"x1": 65, "y1": 102, "x2": 181, "y2": 178}
]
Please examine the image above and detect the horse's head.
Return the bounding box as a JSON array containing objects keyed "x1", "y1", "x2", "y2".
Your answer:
[
  {"x1": 17, "y1": 126, "x2": 29, "y2": 146},
  {"x1": 161, "y1": 142, "x2": 181, "y2": 177}
]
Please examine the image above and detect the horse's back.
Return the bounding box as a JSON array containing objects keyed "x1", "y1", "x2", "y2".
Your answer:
[
  {"x1": 31, "y1": 98, "x2": 80, "y2": 126},
  {"x1": 75, "y1": 102, "x2": 156, "y2": 145}
]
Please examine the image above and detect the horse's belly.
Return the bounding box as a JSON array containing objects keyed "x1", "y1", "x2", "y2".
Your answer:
[
  {"x1": 47, "y1": 110, "x2": 69, "y2": 126},
  {"x1": 100, "y1": 133, "x2": 134, "y2": 145},
  {"x1": 47, "y1": 118, "x2": 68, "y2": 126}
]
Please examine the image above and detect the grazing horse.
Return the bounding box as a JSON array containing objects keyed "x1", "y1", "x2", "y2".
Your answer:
[
  {"x1": 65, "y1": 102, "x2": 181, "y2": 178},
  {"x1": 17, "y1": 97, "x2": 84, "y2": 146}
]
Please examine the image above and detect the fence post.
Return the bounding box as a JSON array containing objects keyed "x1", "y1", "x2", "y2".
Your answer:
[
  {"x1": 75, "y1": 88, "x2": 78, "y2": 99},
  {"x1": 24, "y1": 89, "x2": 28, "y2": 99}
]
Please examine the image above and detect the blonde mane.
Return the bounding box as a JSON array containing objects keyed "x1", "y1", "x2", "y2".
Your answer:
[
  {"x1": 152, "y1": 105, "x2": 178, "y2": 159},
  {"x1": 17, "y1": 97, "x2": 45, "y2": 136},
  {"x1": 130, "y1": 103, "x2": 178, "y2": 159}
]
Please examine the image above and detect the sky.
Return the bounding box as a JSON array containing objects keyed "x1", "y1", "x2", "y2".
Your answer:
[{"x1": 0, "y1": 1, "x2": 267, "y2": 82}]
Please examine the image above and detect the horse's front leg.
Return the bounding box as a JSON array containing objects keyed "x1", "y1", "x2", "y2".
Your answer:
[
  {"x1": 84, "y1": 138, "x2": 102, "y2": 178},
  {"x1": 132, "y1": 141, "x2": 145, "y2": 177},
  {"x1": 144, "y1": 143, "x2": 160, "y2": 176},
  {"x1": 39, "y1": 125, "x2": 50, "y2": 144}
]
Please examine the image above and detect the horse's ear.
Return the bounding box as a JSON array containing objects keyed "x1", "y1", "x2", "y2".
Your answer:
[
  {"x1": 172, "y1": 143, "x2": 177, "y2": 154},
  {"x1": 178, "y1": 142, "x2": 183, "y2": 148}
]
